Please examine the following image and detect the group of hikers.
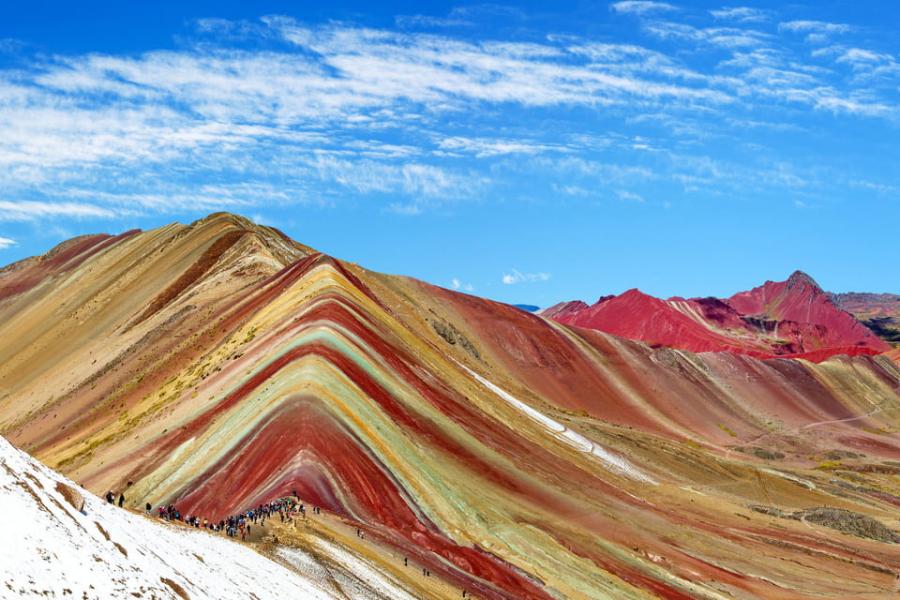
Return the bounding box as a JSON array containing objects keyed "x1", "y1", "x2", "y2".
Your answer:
[
  {"x1": 105, "y1": 486, "x2": 472, "y2": 597},
  {"x1": 151, "y1": 494, "x2": 308, "y2": 541}
]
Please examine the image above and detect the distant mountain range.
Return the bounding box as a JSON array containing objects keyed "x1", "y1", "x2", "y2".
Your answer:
[{"x1": 541, "y1": 271, "x2": 894, "y2": 362}]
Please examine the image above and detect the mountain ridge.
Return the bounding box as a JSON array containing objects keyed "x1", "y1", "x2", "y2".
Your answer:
[
  {"x1": 542, "y1": 270, "x2": 891, "y2": 361},
  {"x1": 2, "y1": 212, "x2": 900, "y2": 599}
]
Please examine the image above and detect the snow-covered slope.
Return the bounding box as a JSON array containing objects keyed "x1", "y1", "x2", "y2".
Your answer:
[{"x1": 0, "y1": 435, "x2": 333, "y2": 599}]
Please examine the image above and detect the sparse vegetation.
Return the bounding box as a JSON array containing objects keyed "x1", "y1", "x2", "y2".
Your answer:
[
  {"x1": 431, "y1": 319, "x2": 480, "y2": 359},
  {"x1": 717, "y1": 423, "x2": 737, "y2": 437},
  {"x1": 816, "y1": 460, "x2": 842, "y2": 471},
  {"x1": 749, "y1": 505, "x2": 899, "y2": 543}
]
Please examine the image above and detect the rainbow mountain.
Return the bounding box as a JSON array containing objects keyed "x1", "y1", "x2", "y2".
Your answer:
[{"x1": 1, "y1": 213, "x2": 899, "y2": 599}]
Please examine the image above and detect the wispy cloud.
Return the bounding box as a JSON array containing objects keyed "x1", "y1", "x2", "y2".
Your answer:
[
  {"x1": 451, "y1": 277, "x2": 474, "y2": 292},
  {"x1": 834, "y1": 48, "x2": 889, "y2": 65},
  {"x1": 610, "y1": 1, "x2": 677, "y2": 16},
  {"x1": 0, "y1": 236, "x2": 16, "y2": 249},
  {"x1": 644, "y1": 21, "x2": 769, "y2": 49},
  {"x1": 437, "y1": 137, "x2": 567, "y2": 157},
  {"x1": 0, "y1": 200, "x2": 120, "y2": 221},
  {"x1": 0, "y1": 8, "x2": 895, "y2": 225},
  {"x1": 502, "y1": 269, "x2": 551, "y2": 285},
  {"x1": 779, "y1": 20, "x2": 852, "y2": 34},
  {"x1": 395, "y1": 13, "x2": 473, "y2": 29},
  {"x1": 779, "y1": 20, "x2": 852, "y2": 44},
  {"x1": 710, "y1": 7, "x2": 770, "y2": 23},
  {"x1": 616, "y1": 190, "x2": 646, "y2": 202}
]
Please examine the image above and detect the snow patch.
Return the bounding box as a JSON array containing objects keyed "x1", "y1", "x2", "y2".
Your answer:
[
  {"x1": 458, "y1": 363, "x2": 657, "y2": 484},
  {"x1": 278, "y1": 537, "x2": 418, "y2": 600},
  {"x1": 0, "y1": 435, "x2": 335, "y2": 599}
]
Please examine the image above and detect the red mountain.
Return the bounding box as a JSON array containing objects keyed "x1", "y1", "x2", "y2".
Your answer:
[{"x1": 542, "y1": 271, "x2": 890, "y2": 362}]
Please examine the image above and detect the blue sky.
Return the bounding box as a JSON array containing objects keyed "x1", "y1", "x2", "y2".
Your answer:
[{"x1": 0, "y1": 1, "x2": 897, "y2": 305}]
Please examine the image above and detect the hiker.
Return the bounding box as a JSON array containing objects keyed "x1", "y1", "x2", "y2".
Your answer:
[
  {"x1": 105, "y1": 491, "x2": 114, "y2": 504},
  {"x1": 118, "y1": 493, "x2": 125, "y2": 507},
  {"x1": 404, "y1": 557, "x2": 408, "y2": 567},
  {"x1": 145, "y1": 502, "x2": 152, "y2": 512}
]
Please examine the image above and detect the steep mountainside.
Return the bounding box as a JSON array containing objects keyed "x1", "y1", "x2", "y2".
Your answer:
[
  {"x1": 728, "y1": 271, "x2": 889, "y2": 354},
  {"x1": 543, "y1": 271, "x2": 890, "y2": 361},
  {"x1": 1, "y1": 213, "x2": 899, "y2": 599},
  {"x1": 0, "y1": 434, "x2": 421, "y2": 599},
  {"x1": 831, "y1": 292, "x2": 900, "y2": 346}
]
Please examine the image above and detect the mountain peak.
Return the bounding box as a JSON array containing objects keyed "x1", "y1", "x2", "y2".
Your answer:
[
  {"x1": 786, "y1": 270, "x2": 822, "y2": 291},
  {"x1": 618, "y1": 288, "x2": 657, "y2": 301},
  {"x1": 193, "y1": 211, "x2": 258, "y2": 231}
]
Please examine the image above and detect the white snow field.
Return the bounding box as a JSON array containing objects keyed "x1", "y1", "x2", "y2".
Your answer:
[{"x1": 0, "y1": 435, "x2": 396, "y2": 599}]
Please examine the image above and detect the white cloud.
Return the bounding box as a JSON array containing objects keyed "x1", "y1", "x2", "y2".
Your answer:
[
  {"x1": 553, "y1": 183, "x2": 592, "y2": 197},
  {"x1": 0, "y1": 20, "x2": 741, "y2": 197},
  {"x1": 644, "y1": 21, "x2": 769, "y2": 49},
  {"x1": 450, "y1": 277, "x2": 474, "y2": 291},
  {"x1": 616, "y1": 190, "x2": 645, "y2": 202},
  {"x1": 437, "y1": 137, "x2": 566, "y2": 157},
  {"x1": 779, "y1": 20, "x2": 852, "y2": 34},
  {"x1": 0, "y1": 14, "x2": 895, "y2": 222},
  {"x1": 610, "y1": 1, "x2": 677, "y2": 15},
  {"x1": 779, "y1": 20, "x2": 852, "y2": 44},
  {"x1": 850, "y1": 179, "x2": 897, "y2": 194},
  {"x1": 811, "y1": 94, "x2": 891, "y2": 117},
  {"x1": 310, "y1": 155, "x2": 482, "y2": 199},
  {"x1": 0, "y1": 200, "x2": 119, "y2": 221},
  {"x1": 832, "y1": 47, "x2": 898, "y2": 76},
  {"x1": 0, "y1": 236, "x2": 15, "y2": 249},
  {"x1": 710, "y1": 7, "x2": 770, "y2": 23},
  {"x1": 502, "y1": 269, "x2": 551, "y2": 285},
  {"x1": 836, "y1": 48, "x2": 887, "y2": 64},
  {"x1": 395, "y1": 14, "x2": 472, "y2": 29}
]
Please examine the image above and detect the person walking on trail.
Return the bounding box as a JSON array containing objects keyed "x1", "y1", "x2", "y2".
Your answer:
[
  {"x1": 105, "y1": 491, "x2": 114, "y2": 504},
  {"x1": 145, "y1": 502, "x2": 152, "y2": 512},
  {"x1": 118, "y1": 493, "x2": 125, "y2": 507}
]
